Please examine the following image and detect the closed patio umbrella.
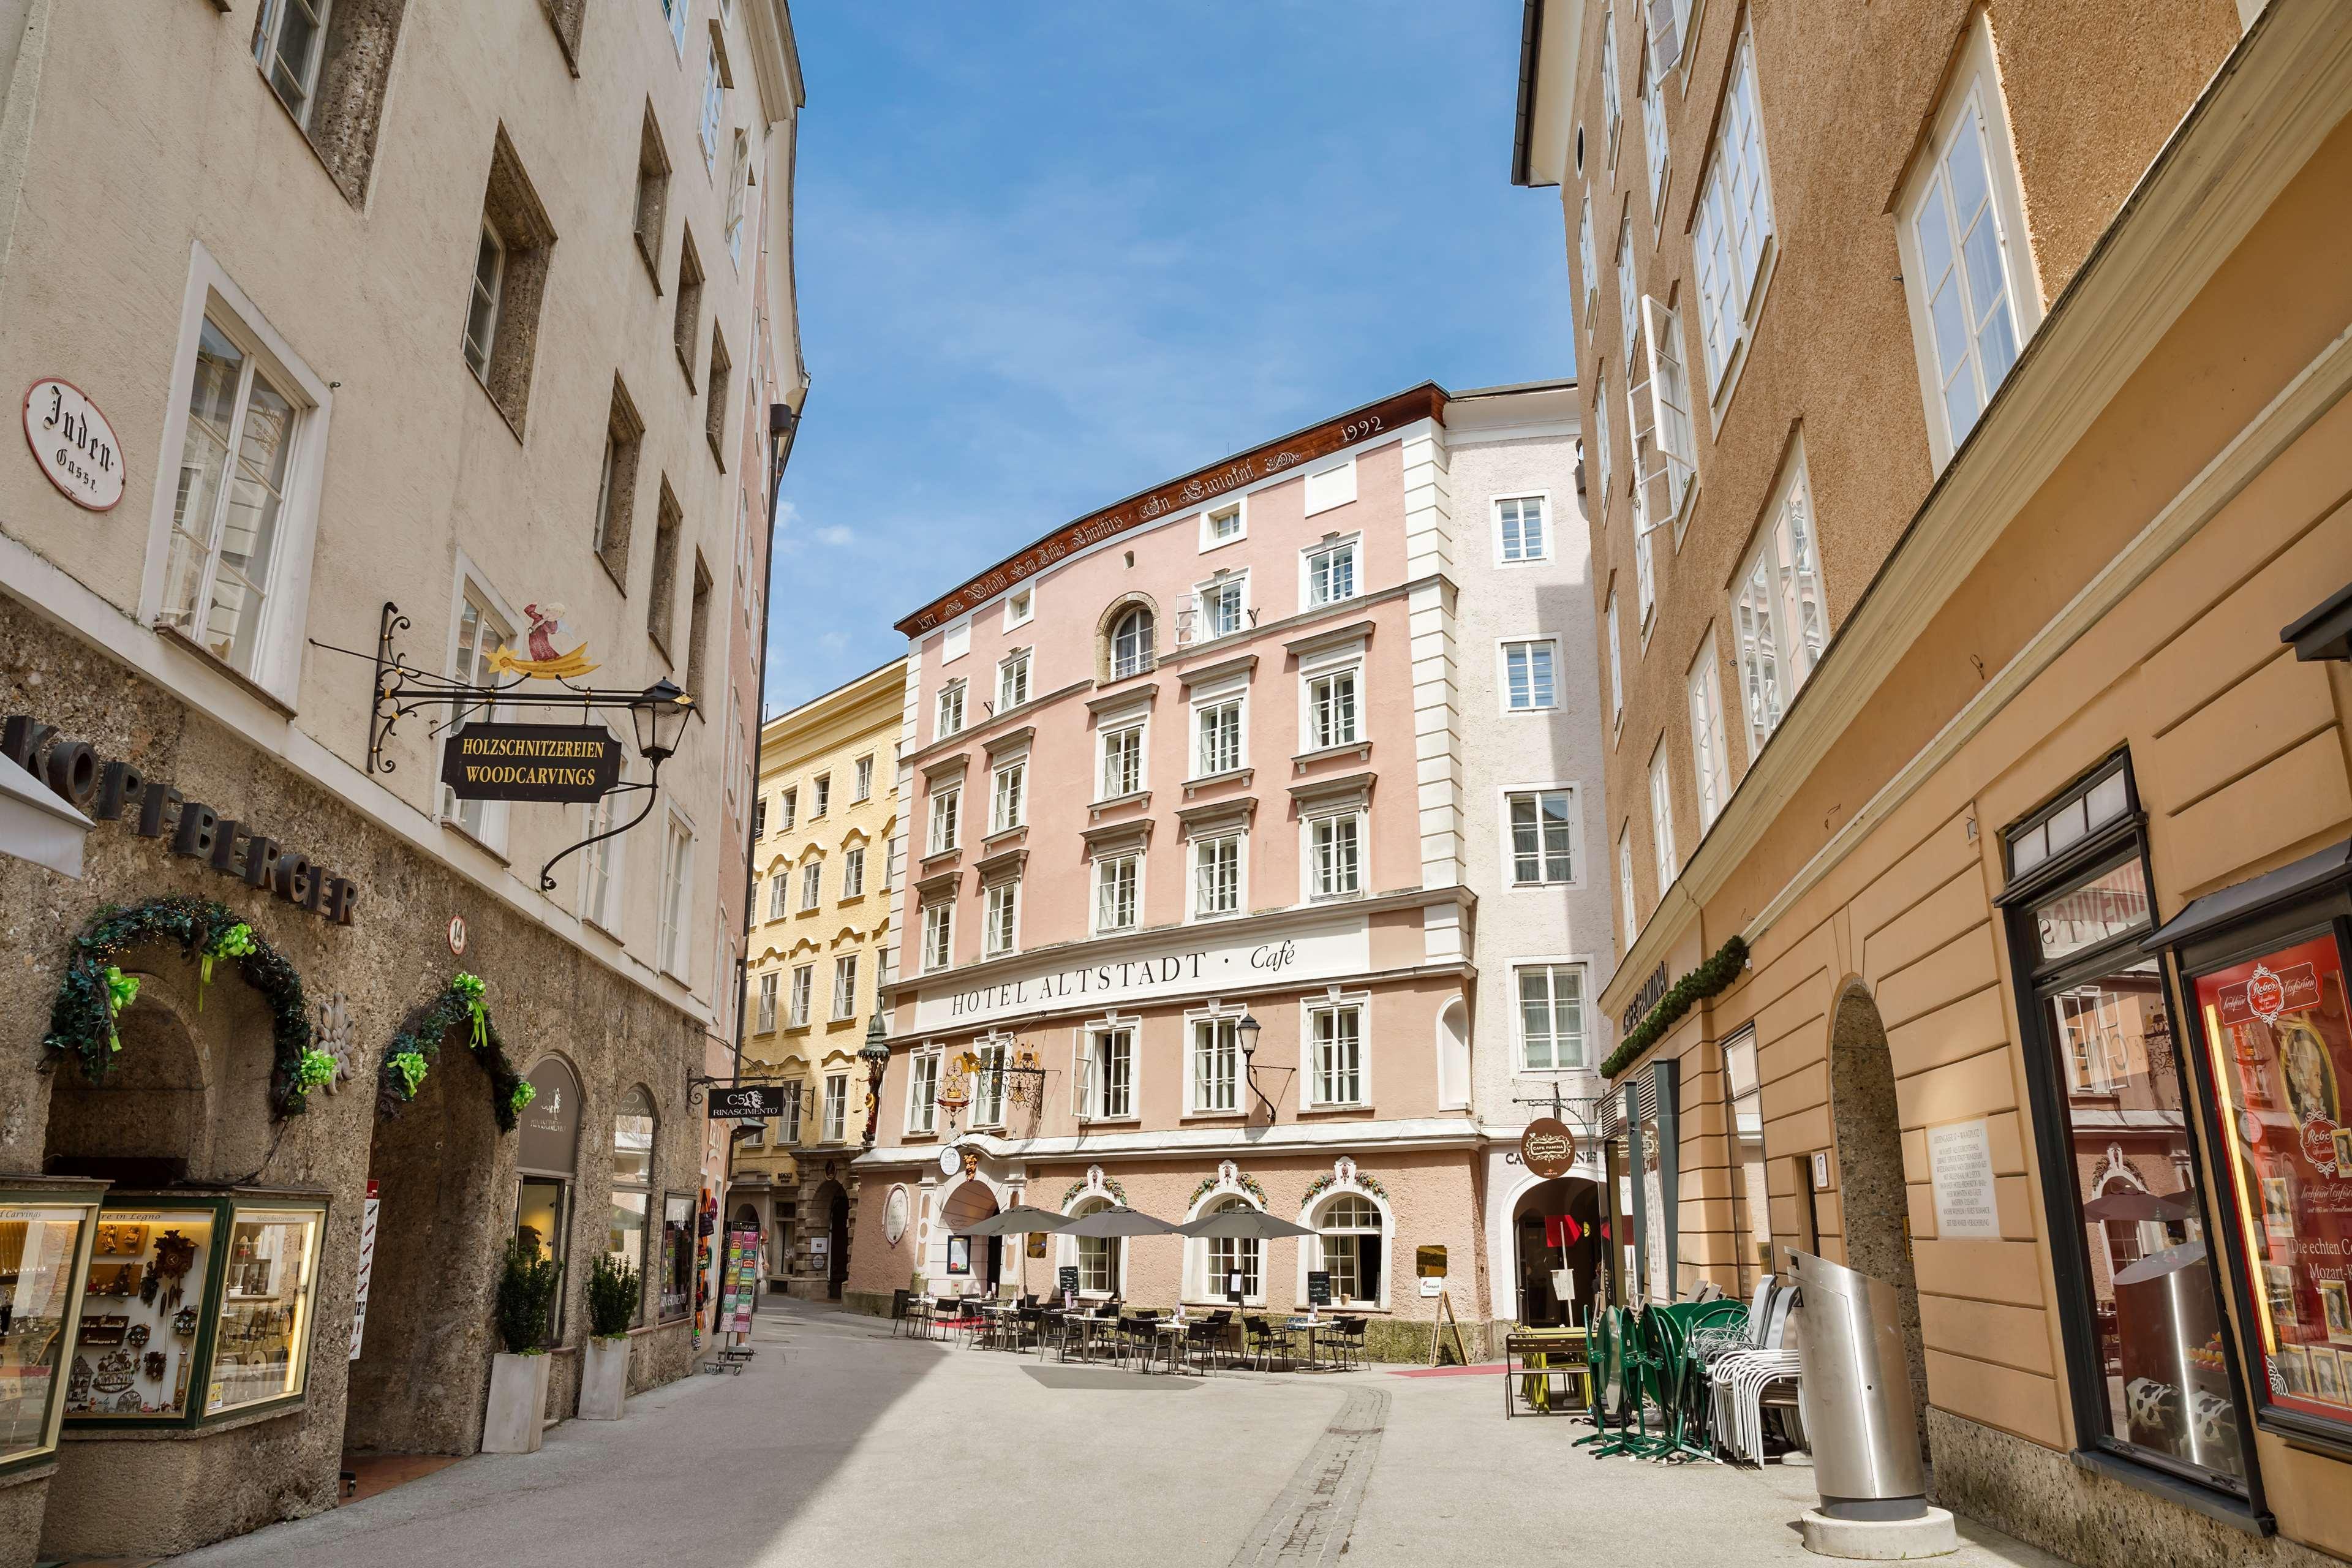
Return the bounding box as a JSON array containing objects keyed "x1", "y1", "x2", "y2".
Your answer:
[{"x1": 1177, "y1": 1208, "x2": 1316, "y2": 1240}]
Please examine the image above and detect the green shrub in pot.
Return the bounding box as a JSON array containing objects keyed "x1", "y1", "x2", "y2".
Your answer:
[
  {"x1": 587, "y1": 1253, "x2": 640, "y2": 1340},
  {"x1": 497, "y1": 1237, "x2": 561, "y2": 1353}
]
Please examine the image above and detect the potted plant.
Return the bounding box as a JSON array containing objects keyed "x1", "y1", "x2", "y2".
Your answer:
[
  {"x1": 482, "y1": 1237, "x2": 560, "y2": 1453},
  {"x1": 579, "y1": 1253, "x2": 638, "y2": 1420}
]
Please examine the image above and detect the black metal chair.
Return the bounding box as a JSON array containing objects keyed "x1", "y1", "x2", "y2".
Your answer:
[
  {"x1": 1332, "y1": 1316, "x2": 1368, "y2": 1370},
  {"x1": 1243, "y1": 1314, "x2": 1291, "y2": 1371}
]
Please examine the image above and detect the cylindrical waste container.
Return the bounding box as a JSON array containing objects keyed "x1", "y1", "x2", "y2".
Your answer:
[{"x1": 1785, "y1": 1249, "x2": 1926, "y2": 1521}]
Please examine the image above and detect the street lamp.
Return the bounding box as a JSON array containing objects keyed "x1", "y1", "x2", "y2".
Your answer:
[
  {"x1": 858, "y1": 1010, "x2": 891, "y2": 1149},
  {"x1": 629, "y1": 678, "x2": 694, "y2": 762},
  {"x1": 1236, "y1": 1013, "x2": 1276, "y2": 1121}
]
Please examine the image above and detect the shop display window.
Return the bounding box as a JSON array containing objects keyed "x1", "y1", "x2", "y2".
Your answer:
[
  {"x1": 64, "y1": 1192, "x2": 326, "y2": 1430},
  {"x1": 2188, "y1": 927, "x2": 2352, "y2": 1447},
  {"x1": 0, "y1": 1188, "x2": 101, "y2": 1472},
  {"x1": 660, "y1": 1194, "x2": 694, "y2": 1321},
  {"x1": 2004, "y1": 755, "x2": 2251, "y2": 1494}
]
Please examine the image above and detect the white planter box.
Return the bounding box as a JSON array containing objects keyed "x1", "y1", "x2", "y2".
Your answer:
[
  {"x1": 579, "y1": 1336, "x2": 630, "y2": 1420},
  {"x1": 482, "y1": 1351, "x2": 551, "y2": 1453}
]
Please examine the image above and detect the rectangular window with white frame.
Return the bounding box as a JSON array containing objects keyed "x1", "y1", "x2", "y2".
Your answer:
[
  {"x1": 842, "y1": 844, "x2": 866, "y2": 897},
  {"x1": 1005, "y1": 586, "x2": 1035, "y2": 628},
  {"x1": 1517, "y1": 963, "x2": 1588, "y2": 1071},
  {"x1": 1099, "y1": 724, "x2": 1144, "y2": 799},
  {"x1": 579, "y1": 721, "x2": 630, "y2": 933},
  {"x1": 990, "y1": 757, "x2": 1025, "y2": 834},
  {"x1": 936, "y1": 679, "x2": 966, "y2": 739},
  {"x1": 1080, "y1": 1024, "x2": 1134, "y2": 1121},
  {"x1": 1640, "y1": 39, "x2": 1670, "y2": 223},
  {"x1": 766, "y1": 873, "x2": 787, "y2": 921},
  {"x1": 970, "y1": 1040, "x2": 1007, "y2": 1126},
  {"x1": 997, "y1": 648, "x2": 1031, "y2": 710},
  {"x1": 921, "y1": 901, "x2": 952, "y2": 973},
  {"x1": 821, "y1": 1073, "x2": 848, "y2": 1142},
  {"x1": 1590, "y1": 374, "x2": 1615, "y2": 526},
  {"x1": 1606, "y1": 592, "x2": 1625, "y2": 726},
  {"x1": 1629, "y1": 296, "x2": 1697, "y2": 537},
  {"x1": 1200, "y1": 499, "x2": 1245, "y2": 550},
  {"x1": 1194, "y1": 571, "x2": 1247, "y2": 643},
  {"x1": 1306, "y1": 998, "x2": 1366, "y2": 1107},
  {"x1": 1189, "y1": 1012, "x2": 1240, "y2": 1115},
  {"x1": 1616, "y1": 223, "x2": 1639, "y2": 366},
  {"x1": 1494, "y1": 495, "x2": 1548, "y2": 564},
  {"x1": 1896, "y1": 11, "x2": 2040, "y2": 468},
  {"x1": 799, "y1": 859, "x2": 821, "y2": 910},
  {"x1": 1094, "y1": 851, "x2": 1140, "y2": 933},
  {"x1": 779, "y1": 786, "x2": 797, "y2": 831},
  {"x1": 1732, "y1": 448, "x2": 1826, "y2": 751},
  {"x1": 1687, "y1": 638, "x2": 1731, "y2": 830},
  {"x1": 1599, "y1": 6, "x2": 1622, "y2": 165},
  {"x1": 1192, "y1": 832, "x2": 1243, "y2": 919},
  {"x1": 1302, "y1": 457, "x2": 1355, "y2": 516},
  {"x1": 1194, "y1": 697, "x2": 1243, "y2": 778},
  {"x1": 926, "y1": 783, "x2": 960, "y2": 856},
  {"x1": 907, "y1": 1049, "x2": 941, "y2": 1135},
  {"x1": 656, "y1": 812, "x2": 693, "y2": 979},
  {"x1": 1578, "y1": 194, "x2": 1598, "y2": 337},
  {"x1": 1501, "y1": 638, "x2": 1560, "y2": 714},
  {"x1": 812, "y1": 773, "x2": 830, "y2": 817},
  {"x1": 439, "y1": 586, "x2": 516, "y2": 849},
  {"x1": 1305, "y1": 535, "x2": 1360, "y2": 606},
  {"x1": 1307, "y1": 809, "x2": 1363, "y2": 900},
  {"x1": 783, "y1": 1079, "x2": 804, "y2": 1143},
  {"x1": 786, "y1": 963, "x2": 812, "y2": 1028},
  {"x1": 1506, "y1": 788, "x2": 1577, "y2": 886},
  {"x1": 1692, "y1": 32, "x2": 1776, "y2": 398},
  {"x1": 1619, "y1": 826, "x2": 1639, "y2": 941},
  {"x1": 1649, "y1": 742, "x2": 1679, "y2": 893},
  {"x1": 854, "y1": 755, "x2": 873, "y2": 801},
  {"x1": 983, "y1": 879, "x2": 1019, "y2": 957},
  {"x1": 149, "y1": 256, "x2": 332, "y2": 706},
  {"x1": 831, "y1": 953, "x2": 859, "y2": 1020},
  {"x1": 754, "y1": 971, "x2": 777, "y2": 1033},
  {"x1": 1306, "y1": 667, "x2": 1359, "y2": 750}
]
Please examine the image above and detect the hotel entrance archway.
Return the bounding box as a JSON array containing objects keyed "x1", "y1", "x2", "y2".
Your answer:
[{"x1": 1511, "y1": 1176, "x2": 1601, "y2": 1327}]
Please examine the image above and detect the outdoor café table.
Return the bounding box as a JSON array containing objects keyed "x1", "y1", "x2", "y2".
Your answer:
[
  {"x1": 979, "y1": 1302, "x2": 1020, "y2": 1350},
  {"x1": 1057, "y1": 1311, "x2": 1115, "y2": 1364},
  {"x1": 1283, "y1": 1316, "x2": 1339, "y2": 1372}
]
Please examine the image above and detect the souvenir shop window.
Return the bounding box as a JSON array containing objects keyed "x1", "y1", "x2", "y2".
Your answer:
[
  {"x1": 2001, "y1": 755, "x2": 2252, "y2": 1494},
  {"x1": 660, "y1": 1194, "x2": 695, "y2": 1321},
  {"x1": 64, "y1": 1192, "x2": 326, "y2": 1430},
  {"x1": 2177, "y1": 907, "x2": 2352, "y2": 1456},
  {"x1": 0, "y1": 1185, "x2": 101, "y2": 1472}
]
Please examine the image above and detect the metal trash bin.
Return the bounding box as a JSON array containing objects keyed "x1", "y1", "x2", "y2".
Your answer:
[{"x1": 1785, "y1": 1249, "x2": 1928, "y2": 1522}]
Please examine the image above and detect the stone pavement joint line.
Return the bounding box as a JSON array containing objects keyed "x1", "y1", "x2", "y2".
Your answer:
[{"x1": 1231, "y1": 1389, "x2": 1390, "y2": 1567}]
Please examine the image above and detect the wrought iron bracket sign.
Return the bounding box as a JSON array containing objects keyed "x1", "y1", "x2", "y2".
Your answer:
[
  {"x1": 439, "y1": 723, "x2": 623, "y2": 804},
  {"x1": 706, "y1": 1084, "x2": 786, "y2": 1120}
]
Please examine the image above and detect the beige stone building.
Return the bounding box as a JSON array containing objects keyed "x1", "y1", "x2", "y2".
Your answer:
[
  {"x1": 0, "y1": 1, "x2": 801, "y2": 1559},
  {"x1": 1516, "y1": 0, "x2": 2352, "y2": 1561},
  {"x1": 734, "y1": 659, "x2": 903, "y2": 1298}
]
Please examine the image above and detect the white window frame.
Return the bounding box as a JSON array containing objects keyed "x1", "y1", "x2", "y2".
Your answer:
[
  {"x1": 1648, "y1": 741, "x2": 1679, "y2": 894},
  {"x1": 1499, "y1": 638, "x2": 1562, "y2": 715},
  {"x1": 1190, "y1": 1193, "x2": 1266, "y2": 1305},
  {"x1": 1064, "y1": 1194, "x2": 1123, "y2": 1298},
  {"x1": 853, "y1": 755, "x2": 874, "y2": 801},
  {"x1": 1606, "y1": 592, "x2": 1625, "y2": 730},
  {"x1": 1515, "y1": 960, "x2": 1591, "y2": 1071},
  {"x1": 997, "y1": 647, "x2": 1031, "y2": 710},
  {"x1": 1501, "y1": 785, "x2": 1580, "y2": 888},
  {"x1": 1578, "y1": 194, "x2": 1599, "y2": 339},
  {"x1": 440, "y1": 576, "x2": 518, "y2": 852},
  {"x1": 1630, "y1": 295, "x2": 1698, "y2": 541},
  {"x1": 926, "y1": 782, "x2": 961, "y2": 856},
  {"x1": 831, "y1": 953, "x2": 859, "y2": 1020},
  {"x1": 1077, "y1": 1020, "x2": 1137, "y2": 1123},
  {"x1": 1616, "y1": 222, "x2": 1640, "y2": 366},
  {"x1": 1193, "y1": 570, "x2": 1249, "y2": 644},
  {"x1": 462, "y1": 221, "x2": 505, "y2": 380},
  {"x1": 1493, "y1": 494, "x2": 1550, "y2": 565},
  {"x1": 663, "y1": 0, "x2": 689, "y2": 54},
  {"x1": 576, "y1": 722, "x2": 631, "y2": 936},
  {"x1": 1692, "y1": 31, "x2": 1777, "y2": 403},
  {"x1": 766, "y1": 872, "x2": 788, "y2": 921},
  {"x1": 821, "y1": 1072, "x2": 849, "y2": 1143},
  {"x1": 1098, "y1": 722, "x2": 1145, "y2": 801},
  {"x1": 968, "y1": 1038, "x2": 1009, "y2": 1128},
  {"x1": 252, "y1": 0, "x2": 333, "y2": 126},
  {"x1": 1893, "y1": 11, "x2": 2041, "y2": 470},
  {"x1": 1302, "y1": 805, "x2": 1366, "y2": 903},
  {"x1": 935, "y1": 679, "x2": 967, "y2": 739},
  {"x1": 1731, "y1": 444, "x2": 1827, "y2": 752},
  {"x1": 1301, "y1": 1189, "x2": 1390, "y2": 1310},
  {"x1": 1189, "y1": 830, "x2": 1245, "y2": 921},
  {"x1": 1093, "y1": 850, "x2": 1142, "y2": 935},
  {"x1": 754, "y1": 970, "x2": 777, "y2": 1033},
  {"x1": 1199, "y1": 497, "x2": 1247, "y2": 552},
  {"x1": 1185, "y1": 1007, "x2": 1246, "y2": 1117},
  {"x1": 1302, "y1": 533, "x2": 1362, "y2": 609},
  {"x1": 983, "y1": 878, "x2": 1019, "y2": 957},
  {"x1": 1687, "y1": 636, "x2": 1731, "y2": 831},
  {"x1": 905, "y1": 1047, "x2": 942, "y2": 1136},
  {"x1": 921, "y1": 900, "x2": 953, "y2": 973},
  {"x1": 655, "y1": 808, "x2": 694, "y2": 979},
  {"x1": 1192, "y1": 693, "x2": 1245, "y2": 779},
  {"x1": 795, "y1": 858, "x2": 820, "y2": 911},
  {"x1": 698, "y1": 34, "x2": 726, "y2": 172},
  {"x1": 989, "y1": 756, "x2": 1027, "y2": 834},
  {"x1": 1301, "y1": 993, "x2": 1371, "y2": 1109},
  {"x1": 1004, "y1": 586, "x2": 1035, "y2": 629},
  {"x1": 842, "y1": 843, "x2": 867, "y2": 897},
  {"x1": 782, "y1": 1078, "x2": 804, "y2": 1143},
  {"x1": 941, "y1": 618, "x2": 971, "y2": 662},
  {"x1": 1303, "y1": 665, "x2": 1362, "y2": 752},
  {"x1": 779, "y1": 786, "x2": 797, "y2": 831},
  {"x1": 142, "y1": 245, "x2": 333, "y2": 707},
  {"x1": 786, "y1": 963, "x2": 812, "y2": 1028},
  {"x1": 1599, "y1": 6, "x2": 1622, "y2": 167},
  {"x1": 1618, "y1": 825, "x2": 1639, "y2": 943},
  {"x1": 1590, "y1": 372, "x2": 1615, "y2": 527},
  {"x1": 811, "y1": 773, "x2": 831, "y2": 817},
  {"x1": 1302, "y1": 457, "x2": 1356, "y2": 516},
  {"x1": 1640, "y1": 37, "x2": 1671, "y2": 224}
]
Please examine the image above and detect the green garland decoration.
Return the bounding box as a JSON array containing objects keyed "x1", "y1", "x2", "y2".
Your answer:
[
  {"x1": 42, "y1": 897, "x2": 318, "y2": 1117},
  {"x1": 375, "y1": 971, "x2": 530, "y2": 1132},
  {"x1": 1189, "y1": 1170, "x2": 1269, "y2": 1208},
  {"x1": 1301, "y1": 1168, "x2": 1389, "y2": 1205},
  {"x1": 1599, "y1": 935, "x2": 1749, "y2": 1081},
  {"x1": 1061, "y1": 1175, "x2": 1128, "y2": 1207}
]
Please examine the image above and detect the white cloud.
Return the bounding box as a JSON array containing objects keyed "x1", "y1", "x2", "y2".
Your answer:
[{"x1": 816, "y1": 525, "x2": 853, "y2": 546}]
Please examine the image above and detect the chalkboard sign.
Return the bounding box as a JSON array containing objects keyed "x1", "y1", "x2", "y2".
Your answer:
[
  {"x1": 1058, "y1": 1265, "x2": 1080, "y2": 1294},
  {"x1": 1306, "y1": 1270, "x2": 1332, "y2": 1306}
]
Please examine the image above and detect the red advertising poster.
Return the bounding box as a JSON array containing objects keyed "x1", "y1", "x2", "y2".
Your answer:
[{"x1": 2195, "y1": 932, "x2": 2352, "y2": 1429}]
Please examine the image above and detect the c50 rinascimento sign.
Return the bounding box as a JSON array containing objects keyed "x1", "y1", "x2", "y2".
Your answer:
[{"x1": 439, "y1": 723, "x2": 623, "y2": 804}]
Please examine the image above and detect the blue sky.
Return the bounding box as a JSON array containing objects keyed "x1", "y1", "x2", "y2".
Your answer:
[{"x1": 764, "y1": 2, "x2": 1575, "y2": 713}]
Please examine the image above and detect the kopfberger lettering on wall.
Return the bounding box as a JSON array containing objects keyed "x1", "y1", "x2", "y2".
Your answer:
[{"x1": 439, "y1": 723, "x2": 624, "y2": 804}]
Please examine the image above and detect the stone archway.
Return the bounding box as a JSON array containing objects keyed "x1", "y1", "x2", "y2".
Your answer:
[
  {"x1": 1509, "y1": 1177, "x2": 1603, "y2": 1327},
  {"x1": 1827, "y1": 978, "x2": 1929, "y2": 1460},
  {"x1": 344, "y1": 1034, "x2": 503, "y2": 1457}
]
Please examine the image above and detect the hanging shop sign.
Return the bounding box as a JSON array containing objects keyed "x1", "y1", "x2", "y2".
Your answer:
[
  {"x1": 2, "y1": 715, "x2": 359, "y2": 924},
  {"x1": 707, "y1": 1084, "x2": 785, "y2": 1120},
  {"x1": 439, "y1": 723, "x2": 623, "y2": 804},
  {"x1": 1520, "y1": 1118, "x2": 1578, "y2": 1178},
  {"x1": 23, "y1": 379, "x2": 123, "y2": 511}
]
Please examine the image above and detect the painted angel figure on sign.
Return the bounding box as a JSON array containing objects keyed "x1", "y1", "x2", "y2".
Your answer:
[{"x1": 488, "y1": 601, "x2": 599, "y2": 680}]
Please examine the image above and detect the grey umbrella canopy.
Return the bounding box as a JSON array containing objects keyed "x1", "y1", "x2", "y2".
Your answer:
[
  {"x1": 1057, "y1": 1205, "x2": 1182, "y2": 1237},
  {"x1": 958, "y1": 1204, "x2": 1071, "y2": 1237},
  {"x1": 2081, "y1": 1188, "x2": 2193, "y2": 1223},
  {"x1": 1177, "y1": 1207, "x2": 1316, "y2": 1241}
]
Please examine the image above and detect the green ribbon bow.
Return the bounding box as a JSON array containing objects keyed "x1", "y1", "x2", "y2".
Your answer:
[
  {"x1": 452, "y1": 971, "x2": 488, "y2": 1051},
  {"x1": 101, "y1": 965, "x2": 140, "y2": 1053}
]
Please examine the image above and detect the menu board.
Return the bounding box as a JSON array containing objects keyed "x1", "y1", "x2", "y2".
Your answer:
[{"x1": 2195, "y1": 932, "x2": 2352, "y2": 1431}]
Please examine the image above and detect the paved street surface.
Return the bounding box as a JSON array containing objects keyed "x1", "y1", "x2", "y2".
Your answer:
[{"x1": 173, "y1": 1299, "x2": 2074, "y2": 1568}]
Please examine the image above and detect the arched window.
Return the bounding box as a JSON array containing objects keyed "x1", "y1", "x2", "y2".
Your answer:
[
  {"x1": 1069, "y1": 1196, "x2": 1118, "y2": 1297},
  {"x1": 608, "y1": 1085, "x2": 655, "y2": 1325},
  {"x1": 1110, "y1": 605, "x2": 1155, "y2": 680},
  {"x1": 1311, "y1": 1193, "x2": 1385, "y2": 1308},
  {"x1": 1199, "y1": 1196, "x2": 1262, "y2": 1304}
]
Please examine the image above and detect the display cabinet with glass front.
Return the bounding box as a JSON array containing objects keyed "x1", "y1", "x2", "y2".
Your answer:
[
  {"x1": 64, "y1": 1191, "x2": 326, "y2": 1430},
  {"x1": 0, "y1": 1180, "x2": 104, "y2": 1475}
]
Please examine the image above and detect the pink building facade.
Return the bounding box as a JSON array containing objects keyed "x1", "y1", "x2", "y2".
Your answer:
[{"x1": 846, "y1": 385, "x2": 1596, "y2": 1355}]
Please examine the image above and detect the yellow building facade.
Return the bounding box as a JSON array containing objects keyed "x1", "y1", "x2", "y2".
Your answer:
[{"x1": 733, "y1": 659, "x2": 905, "y2": 1299}]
